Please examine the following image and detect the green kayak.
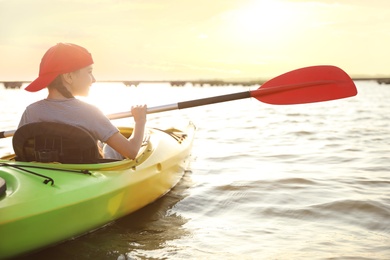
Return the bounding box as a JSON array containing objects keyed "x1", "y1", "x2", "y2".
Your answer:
[{"x1": 0, "y1": 122, "x2": 195, "y2": 258}]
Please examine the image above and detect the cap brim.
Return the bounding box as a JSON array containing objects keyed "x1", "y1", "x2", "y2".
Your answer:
[{"x1": 24, "y1": 72, "x2": 59, "y2": 92}]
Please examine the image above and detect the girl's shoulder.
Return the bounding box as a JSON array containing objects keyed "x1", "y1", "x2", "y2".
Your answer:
[
  {"x1": 26, "y1": 98, "x2": 102, "y2": 116},
  {"x1": 72, "y1": 99, "x2": 102, "y2": 113}
]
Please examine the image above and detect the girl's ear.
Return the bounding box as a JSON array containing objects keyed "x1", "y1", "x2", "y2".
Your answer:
[{"x1": 61, "y1": 73, "x2": 73, "y2": 85}]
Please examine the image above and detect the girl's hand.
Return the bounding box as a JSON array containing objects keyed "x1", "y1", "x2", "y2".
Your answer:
[{"x1": 131, "y1": 105, "x2": 147, "y2": 124}]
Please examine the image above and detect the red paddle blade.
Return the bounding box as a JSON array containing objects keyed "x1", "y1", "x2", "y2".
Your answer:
[{"x1": 250, "y1": 65, "x2": 357, "y2": 105}]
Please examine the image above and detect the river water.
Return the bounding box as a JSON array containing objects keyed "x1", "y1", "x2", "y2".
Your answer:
[{"x1": 1, "y1": 80, "x2": 389, "y2": 259}]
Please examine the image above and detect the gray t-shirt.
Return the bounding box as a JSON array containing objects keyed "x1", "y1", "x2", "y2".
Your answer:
[{"x1": 18, "y1": 98, "x2": 119, "y2": 142}]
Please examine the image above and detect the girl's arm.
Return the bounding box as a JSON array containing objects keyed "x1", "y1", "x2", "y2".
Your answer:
[{"x1": 105, "y1": 105, "x2": 147, "y2": 159}]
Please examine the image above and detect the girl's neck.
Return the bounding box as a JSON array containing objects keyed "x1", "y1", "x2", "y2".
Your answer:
[{"x1": 47, "y1": 88, "x2": 73, "y2": 100}]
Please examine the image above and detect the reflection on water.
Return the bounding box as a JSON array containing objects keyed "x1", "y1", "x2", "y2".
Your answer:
[{"x1": 1, "y1": 81, "x2": 390, "y2": 259}]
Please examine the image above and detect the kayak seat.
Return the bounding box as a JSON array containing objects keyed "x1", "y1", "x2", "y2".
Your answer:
[{"x1": 13, "y1": 122, "x2": 100, "y2": 164}]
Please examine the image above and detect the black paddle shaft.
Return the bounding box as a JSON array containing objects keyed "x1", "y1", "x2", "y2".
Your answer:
[{"x1": 177, "y1": 91, "x2": 251, "y2": 109}]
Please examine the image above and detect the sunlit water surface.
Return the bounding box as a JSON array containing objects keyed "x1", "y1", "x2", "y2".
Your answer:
[{"x1": 1, "y1": 81, "x2": 389, "y2": 259}]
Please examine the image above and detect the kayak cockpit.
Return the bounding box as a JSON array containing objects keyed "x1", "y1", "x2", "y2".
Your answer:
[{"x1": 0, "y1": 123, "x2": 192, "y2": 189}]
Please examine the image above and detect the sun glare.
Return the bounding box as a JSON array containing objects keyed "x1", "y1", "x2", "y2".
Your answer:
[
  {"x1": 238, "y1": 1, "x2": 289, "y2": 33},
  {"x1": 229, "y1": 0, "x2": 309, "y2": 42},
  {"x1": 213, "y1": 0, "x2": 330, "y2": 72}
]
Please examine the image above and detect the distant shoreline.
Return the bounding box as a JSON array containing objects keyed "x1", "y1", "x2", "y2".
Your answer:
[{"x1": 2, "y1": 77, "x2": 390, "y2": 89}]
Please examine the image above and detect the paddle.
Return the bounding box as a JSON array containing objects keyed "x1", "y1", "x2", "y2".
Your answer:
[
  {"x1": 107, "y1": 65, "x2": 357, "y2": 119},
  {"x1": 0, "y1": 65, "x2": 357, "y2": 138}
]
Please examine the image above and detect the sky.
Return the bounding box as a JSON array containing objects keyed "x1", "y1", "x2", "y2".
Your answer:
[{"x1": 1, "y1": 0, "x2": 390, "y2": 81}]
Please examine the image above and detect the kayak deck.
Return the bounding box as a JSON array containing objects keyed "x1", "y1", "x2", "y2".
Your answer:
[{"x1": 0, "y1": 123, "x2": 195, "y2": 258}]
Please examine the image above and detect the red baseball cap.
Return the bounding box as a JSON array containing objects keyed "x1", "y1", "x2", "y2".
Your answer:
[{"x1": 25, "y1": 43, "x2": 94, "y2": 92}]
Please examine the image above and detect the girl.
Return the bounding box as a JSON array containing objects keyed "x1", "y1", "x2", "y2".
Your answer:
[{"x1": 18, "y1": 43, "x2": 147, "y2": 160}]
